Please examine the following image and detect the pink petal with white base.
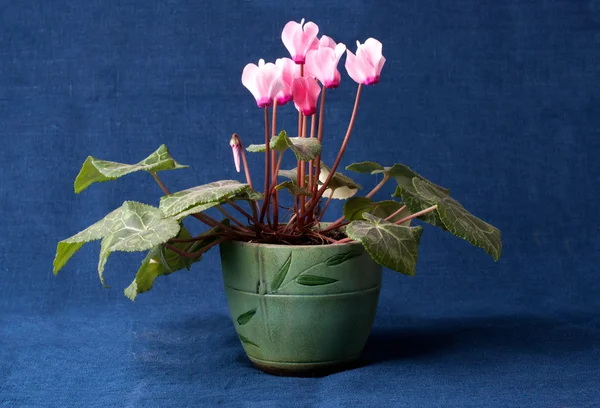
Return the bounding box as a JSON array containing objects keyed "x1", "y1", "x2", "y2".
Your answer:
[
  {"x1": 281, "y1": 19, "x2": 319, "y2": 64},
  {"x1": 292, "y1": 77, "x2": 321, "y2": 116},
  {"x1": 345, "y1": 38, "x2": 385, "y2": 85},
  {"x1": 241, "y1": 59, "x2": 283, "y2": 108}
]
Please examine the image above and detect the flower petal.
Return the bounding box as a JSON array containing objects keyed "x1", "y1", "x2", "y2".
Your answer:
[{"x1": 344, "y1": 50, "x2": 367, "y2": 84}]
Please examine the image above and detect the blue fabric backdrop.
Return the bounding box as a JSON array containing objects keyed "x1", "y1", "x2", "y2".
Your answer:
[{"x1": 1, "y1": 0, "x2": 599, "y2": 406}]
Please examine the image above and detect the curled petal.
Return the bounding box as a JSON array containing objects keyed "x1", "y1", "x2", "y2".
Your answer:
[
  {"x1": 344, "y1": 50, "x2": 367, "y2": 84},
  {"x1": 282, "y1": 19, "x2": 319, "y2": 63},
  {"x1": 345, "y1": 38, "x2": 385, "y2": 85},
  {"x1": 241, "y1": 60, "x2": 283, "y2": 108},
  {"x1": 292, "y1": 77, "x2": 321, "y2": 116}
]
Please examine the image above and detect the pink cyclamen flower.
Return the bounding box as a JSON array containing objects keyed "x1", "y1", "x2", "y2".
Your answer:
[
  {"x1": 281, "y1": 18, "x2": 319, "y2": 64},
  {"x1": 305, "y1": 36, "x2": 346, "y2": 88},
  {"x1": 345, "y1": 38, "x2": 386, "y2": 85},
  {"x1": 275, "y1": 58, "x2": 298, "y2": 105},
  {"x1": 292, "y1": 77, "x2": 321, "y2": 116},
  {"x1": 241, "y1": 59, "x2": 284, "y2": 108},
  {"x1": 229, "y1": 135, "x2": 241, "y2": 172}
]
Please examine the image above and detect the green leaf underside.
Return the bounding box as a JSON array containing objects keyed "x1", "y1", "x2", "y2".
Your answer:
[
  {"x1": 275, "y1": 181, "x2": 311, "y2": 197},
  {"x1": 124, "y1": 221, "x2": 229, "y2": 300},
  {"x1": 344, "y1": 198, "x2": 412, "y2": 225},
  {"x1": 296, "y1": 275, "x2": 338, "y2": 286},
  {"x1": 246, "y1": 131, "x2": 322, "y2": 162},
  {"x1": 238, "y1": 334, "x2": 259, "y2": 348},
  {"x1": 234, "y1": 189, "x2": 264, "y2": 201},
  {"x1": 347, "y1": 161, "x2": 449, "y2": 195},
  {"x1": 394, "y1": 183, "x2": 447, "y2": 229},
  {"x1": 371, "y1": 200, "x2": 412, "y2": 225},
  {"x1": 325, "y1": 251, "x2": 362, "y2": 266},
  {"x1": 271, "y1": 253, "x2": 292, "y2": 292},
  {"x1": 236, "y1": 309, "x2": 257, "y2": 325},
  {"x1": 346, "y1": 214, "x2": 423, "y2": 276},
  {"x1": 124, "y1": 227, "x2": 195, "y2": 300},
  {"x1": 277, "y1": 168, "x2": 299, "y2": 180},
  {"x1": 159, "y1": 180, "x2": 250, "y2": 218},
  {"x1": 413, "y1": 178, "x2": 502, "y2": 260},
  {"x1": 343, "y1": 197, "x2": 374, "y2": 221},
  {"x1": 319, "y1": 162, "x2": 361, "y2": 200},
  {"x1": 54, "y1": 201, "x2": 181, "y2": 288},
  {"x1": 74, "y1": 145, "x2": 187, "y2": 194},
  {"x1": 345, "y1": 161, "x2": 385, "y2": 174}
]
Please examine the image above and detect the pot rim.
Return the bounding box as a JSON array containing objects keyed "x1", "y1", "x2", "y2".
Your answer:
[{"x1": 221, "y1": 239, "x2": 363, "y2": 250}]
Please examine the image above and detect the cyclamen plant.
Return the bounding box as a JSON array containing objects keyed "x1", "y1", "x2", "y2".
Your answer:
[{"x1": 54, "y1": 19, "x2": 502, "y2": 300}]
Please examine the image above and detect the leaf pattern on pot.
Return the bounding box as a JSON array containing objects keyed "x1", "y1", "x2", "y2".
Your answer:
[
  {"x1": 271, "y1": 252, "x2": 292, "y2": 292},
  {"x1": 238, "y1": 334, "x2": 259, "y2": 348},
  {"x1": 325, "y1": 250, "x2": 362, "y2": 266},
  {"x1": 236, "y1": 308, "x2": 257, "y2": 325},
  {"x1": 295, "y1": 275, "x2": 338, "y2": 286}
]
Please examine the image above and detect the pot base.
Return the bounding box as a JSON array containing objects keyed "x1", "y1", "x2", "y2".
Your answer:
[{"x1": 248, "y1": 355, "x2": 360, "y2": 377}]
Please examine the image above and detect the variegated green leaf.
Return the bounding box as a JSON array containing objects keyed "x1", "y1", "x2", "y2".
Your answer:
[
  {"x1": 54, "y1": 201, "x2": 181, "y2": 287},
  {"x1": 159, "y1": 180, "x2": 250, "y2": 218},
  {"x1": 74, "y1": 145, "x2": 187, "y2": 193},
  {"x1": 346, "y1": 214, "x2": 423, "y2": 276},
  {"x1": 247, "y1": 131, "x2": 322, "y2": 161}
]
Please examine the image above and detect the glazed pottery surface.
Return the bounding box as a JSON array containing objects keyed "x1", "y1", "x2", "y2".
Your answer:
[{"x1": 219, "y1": 240, "x2": 382, "y2": 376}]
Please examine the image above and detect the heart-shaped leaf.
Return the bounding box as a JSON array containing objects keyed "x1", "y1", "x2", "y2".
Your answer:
[
  {"x1": 344, "y1": 198, "x2": 412, "y2": 225},
  {"x1": 74, "y1": 145, "x2": 187, "y2": 193},
  {"x1": 124, "y1": 223, "x2": 227, "y2": 300},
  {"x1": 159, "y1": 180, "x2": 250, "y2": 218},
  {"x1": 413, "y1": 178, "x2": 502, "y2": 260},
  {"x1": 247, "y1": 131, "x2": 322, "y2": 161},
  {"x1": 346, "y1": 213, "x2": 423, "y2": 276},
  {"x1": 54, "y1": 201, "x2": 181, "y2": 287}
]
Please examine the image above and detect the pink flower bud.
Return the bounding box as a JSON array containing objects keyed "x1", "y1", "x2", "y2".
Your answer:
[
  {"x1": 345, "y1": 38, "x2": 386, "y2": 85},
  {"x1": 229, "y1": 135, "x2": 241, "y2": 172},
  {"x1": 292, "y1": 77, "x2": 321, "y2": 116},
  {"x1": 281, "y1": 19, "x2": 319, "y2": 64},
  {"x1": 305, "y1": 36, "x2": 346, "y2": 88},
  {"x1": 241, "y1": 59, "x2": 284, "y2": 108}
]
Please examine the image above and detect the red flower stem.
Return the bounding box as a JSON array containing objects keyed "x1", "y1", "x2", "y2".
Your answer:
[
  {"x1": 152, "y1": 172, "x2": 223, "y2": 229},
  {"x1": 310, "y1": 231, "x2": 338, "y2": 244},
  {"x1": 316, "y1": 194, "x2": 333, "y2": 222},
  {"x1": 394, "y1": 205, "x2": 438, "y2": 225},
  {"x1": 169, "y1": 232, "x2": 224, "y2": 243},
  {"x1": 163, "y1": 238, "x2": 225, "y2": 259},
  {"x1": 298, "y1": 114, "x2": 308, "y2": 229},
  {"x1": 313, "y1": 86, "x2": 326, "y2": 201},
  {"x1": 322, "y1": 173, "x2": 391, "y2": 233},
  {"x1": 334, "y1": 237, "x2": 353, "y2": 245},
  {"x1": 216, "y1": 205, "x2": 253, "y2": 232},
  {"x1": 308, "y1": 114, "x2": 317, "y2": 206},
  {"x1": 271, "y1": 101, "x2": 279, "y2": 227},
  {"x1": 259, "y1": 107, "x2": 271, "y2": 224},
  {"x1": 367, "y1": 174, "x2": 390, "y2": 198},
  {"x1": 225, "y1": 199, "x2": 262, "y2": 226},
  {"x1": 303, "y1": 84, "x2": 363, "y2": 220},
  {"x1": 384, "y1": 205, "x2": 407, "y2": 221}
]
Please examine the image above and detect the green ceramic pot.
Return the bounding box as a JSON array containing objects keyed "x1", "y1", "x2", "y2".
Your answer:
[{"x1": 219, "y1": 240, "x2": 382, "y2": 376}]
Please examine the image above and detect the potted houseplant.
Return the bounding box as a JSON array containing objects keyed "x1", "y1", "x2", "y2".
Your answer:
[{"x1": 53, "y1": 19, "x2": 502, "y2": 376}]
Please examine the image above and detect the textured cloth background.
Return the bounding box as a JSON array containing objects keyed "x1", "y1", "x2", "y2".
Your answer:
[{"x1": 1, "y1": 0, "x2": 599, "y2": 407}]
